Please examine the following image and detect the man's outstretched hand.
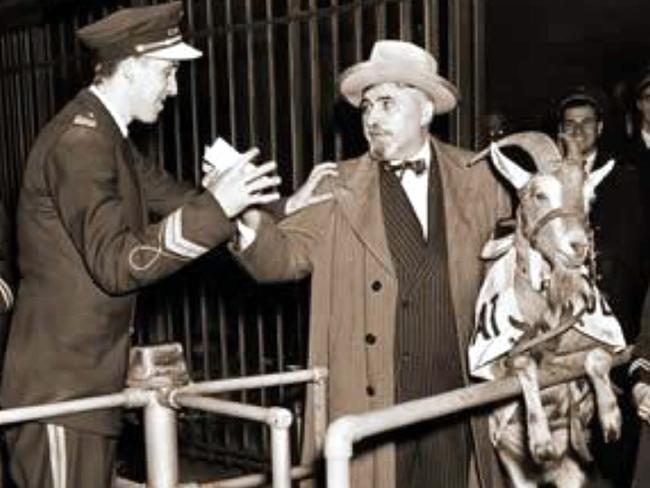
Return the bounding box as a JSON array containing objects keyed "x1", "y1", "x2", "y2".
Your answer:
[{"x1": 285, "y1": 162, "x2": 338, "y2": 215}]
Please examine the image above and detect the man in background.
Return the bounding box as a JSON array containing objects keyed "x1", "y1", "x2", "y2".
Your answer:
[
  {"x1": 557, "y1": 86, "x2": 645, "y2": 341},
  {"x1": 557, "y1": 86, "x2": 645, "y2": 487}
]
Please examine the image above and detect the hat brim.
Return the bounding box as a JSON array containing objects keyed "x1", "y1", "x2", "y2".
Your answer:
[
  {"x1": 339, "y1": 61, "x2": 459, "y2": 114},
  {"x1": 144, "y1": 41, "x2": 202, "y2": 61}
]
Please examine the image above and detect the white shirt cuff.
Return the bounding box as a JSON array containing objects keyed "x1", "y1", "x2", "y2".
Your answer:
[{"x1": 236, "y1": 219, "x2": 257, "y2": 250}]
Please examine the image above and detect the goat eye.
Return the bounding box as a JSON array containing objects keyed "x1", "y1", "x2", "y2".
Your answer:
[{"x1": 534, "y1": 192, "x2": 548, "y2": 203}]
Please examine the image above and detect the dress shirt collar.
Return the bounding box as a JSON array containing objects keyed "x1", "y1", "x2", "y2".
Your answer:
[
  {"x1": 88, "y1": 85, "x2": 129, "y2": 138},
  {"x1": 409, "y1": 141, "x2": 431, "y2": 170},
  {"x1": 387, "y1": 141, "x2": 430, "y2": 172}
]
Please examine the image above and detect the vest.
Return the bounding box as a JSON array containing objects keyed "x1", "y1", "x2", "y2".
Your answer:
[{"x1": 380, "y1": 149, "x2": 470, "y2": 488}]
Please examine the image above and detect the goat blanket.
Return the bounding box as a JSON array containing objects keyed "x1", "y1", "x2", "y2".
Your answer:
[{"x1": 469, "y1": 238, "x2": 626, "y2": 380}]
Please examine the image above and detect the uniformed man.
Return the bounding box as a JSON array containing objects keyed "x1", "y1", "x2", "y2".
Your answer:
[{"x1": 0, "y1": 2, "x2": 281, "y2": 487}]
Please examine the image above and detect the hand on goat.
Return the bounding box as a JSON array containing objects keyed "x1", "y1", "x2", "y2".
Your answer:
[{"x1": 633, "y1": 382, "x2": 650, "y2": 423}]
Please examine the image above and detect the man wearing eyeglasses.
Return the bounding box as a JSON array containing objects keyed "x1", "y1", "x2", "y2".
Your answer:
[{"x1": 558, "y1": 86, "x2": 645, "y2": 488}]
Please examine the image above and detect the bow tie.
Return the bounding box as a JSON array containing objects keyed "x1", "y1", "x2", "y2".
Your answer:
[{"x1": 382, "y1": 158, "x2": 427, "y2": 177}]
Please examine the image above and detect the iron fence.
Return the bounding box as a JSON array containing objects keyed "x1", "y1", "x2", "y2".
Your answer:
[{"x1": 0, "y1": 0, "x2": 453, "y2": 478}]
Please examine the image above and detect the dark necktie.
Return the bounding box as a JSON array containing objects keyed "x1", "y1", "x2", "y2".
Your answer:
[{"x1": 382, "y1": 158, "x2": 427, "y2": 179}]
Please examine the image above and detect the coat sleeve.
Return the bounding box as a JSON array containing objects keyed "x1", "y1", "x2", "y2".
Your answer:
[
  {"x1": 44, "y1": 127, "x2": 236, "y2": 295},
  {"x1": 232, "y1": 194, "x2": 334, "y2": 283},
  {"x1": 130, "y1": 141, "x2": 198, "y2": 217},
  {"x1": 133, "y1": 142, "x2": 289, "y2": 221}
]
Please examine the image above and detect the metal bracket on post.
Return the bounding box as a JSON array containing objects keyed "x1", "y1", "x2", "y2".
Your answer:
[
  {"x1": 127, "y1": 343, "x2": 190, "y2": 488},
  {"x1": 127, "y1": 342, "x2": 190, "y2": 390},
  {"x1": 311, "y1": 367, "x2": 329, "y2": 456}
]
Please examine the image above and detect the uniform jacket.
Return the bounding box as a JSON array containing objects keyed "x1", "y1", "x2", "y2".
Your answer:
[
  {"x1": 236, "y1": 137, "x2": 510, "y2": 488},
  {"x1": 0, "y1": 89, "x2": 235, "y2": 435}
]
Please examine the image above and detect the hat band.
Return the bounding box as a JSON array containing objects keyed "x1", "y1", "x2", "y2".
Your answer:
[{"x1": 134, "y1": 35, "x2": 183, "y2": 55}]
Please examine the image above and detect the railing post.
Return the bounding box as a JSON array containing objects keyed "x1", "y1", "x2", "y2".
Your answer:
[
  {"x1": 268, "y1": 407, "x2": 293, "y2": 488},
  {"x1": 127, "y1": 343, "x2": 189, "y2": 488},
  {"x1": 325, "y1": 416, "x2": 357, "y2": 488},
  {"x1": 144, "y1": 391, "x2": 179, "y2": 488}
]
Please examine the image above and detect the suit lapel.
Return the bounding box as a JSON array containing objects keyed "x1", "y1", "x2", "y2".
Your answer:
[
  {"x1": 334, "y1": 140, "x2": 469, "y2": 281},
  {"x1": 434, "y1": 137, "x2": 473, "y2": 374},
  {"x1": 335, "y1": 154, "x2": 396, "y2": 278}
]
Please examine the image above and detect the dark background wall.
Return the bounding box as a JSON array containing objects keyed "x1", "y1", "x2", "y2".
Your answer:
[{"x1": 485, "y1": 0, "x2": 650, "y2": 136}]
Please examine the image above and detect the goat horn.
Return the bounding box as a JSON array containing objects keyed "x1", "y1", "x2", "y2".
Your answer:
[{"x1": 470, "y1": 132, "x2": 562, "y2": 172}]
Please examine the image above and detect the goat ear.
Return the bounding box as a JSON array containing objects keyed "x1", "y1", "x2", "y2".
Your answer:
[
  {"x1": 586, "y1": 159, "x2": 615, "y2": 193},
  {"x1": 489, "y1": 143, "x2": 531, "y2": 190}
]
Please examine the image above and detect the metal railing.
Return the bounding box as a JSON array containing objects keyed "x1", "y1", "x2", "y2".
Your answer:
[
  {"x1": 325, "y1": 348, "x2": 633, "y2": 488},
  {"x1": 0, "y1": 344, "x2": 328, "y2": 488}
]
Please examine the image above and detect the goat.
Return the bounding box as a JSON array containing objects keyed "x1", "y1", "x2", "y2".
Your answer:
[{"x1": 468, "y1": 132, "x2": 627, "y2": 487}]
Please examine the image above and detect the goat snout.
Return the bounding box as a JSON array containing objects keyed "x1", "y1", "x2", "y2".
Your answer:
[
  {"x1": 569, "y1": 240, "x2": 589, "y2": 261},
  {"x1": 558, "y1": 226, "x2": 590, "y2": 266}
]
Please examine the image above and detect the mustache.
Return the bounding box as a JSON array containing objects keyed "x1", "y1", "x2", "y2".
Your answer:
[{"x1": 366, "y1": 128, "x2": 392, "y2": 137}]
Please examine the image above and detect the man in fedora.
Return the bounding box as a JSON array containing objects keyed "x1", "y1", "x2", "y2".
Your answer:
[
  {"x1": 230, "y1": 40, "x2": 510, "y2": 488},
  {"x1": 0, "y1": 2, "x2": 282, "y2": 486}
]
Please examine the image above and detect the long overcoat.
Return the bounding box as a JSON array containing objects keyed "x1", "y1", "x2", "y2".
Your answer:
[{"x1": 236, "y1": 137, "x2": 510, "y2": 488}]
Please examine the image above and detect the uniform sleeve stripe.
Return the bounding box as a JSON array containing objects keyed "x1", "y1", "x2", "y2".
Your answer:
[
  {"x1": 163, "y1": 208, "x2": 208, "y2": 259},
  {"x1": 0, "y1": 278, "x2": 13, "y2": 310},
  {"x1": 47, "y1": 424, "x2": 67, "y2": 488}
]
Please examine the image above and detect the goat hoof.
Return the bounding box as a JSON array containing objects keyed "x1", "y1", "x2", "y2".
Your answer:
[{"x1": 602, "y1": 409, "x2": 622, "y2": 443}]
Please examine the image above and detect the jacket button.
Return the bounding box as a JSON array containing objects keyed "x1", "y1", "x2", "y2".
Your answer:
[
  {"x1": 371, "y1": 280, "x2": 382, "y2": 292},
  {"x1": 401, "y1": 298, "x2": 410, "y2": 308},
  {"x1": 365, "y1": 333, "x2": 377, "y2": 345},
  {"x1": 366, "y1": 385, "x2": 375, "y2": 396}
]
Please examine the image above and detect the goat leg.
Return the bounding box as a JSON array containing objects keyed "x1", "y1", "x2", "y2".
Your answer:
[
  {"x1": 512, "y1": 355, "x2": 558, "y2": 463},
  {"x1": 584, "y1": 348, "x2": 621, "y2": 442}
]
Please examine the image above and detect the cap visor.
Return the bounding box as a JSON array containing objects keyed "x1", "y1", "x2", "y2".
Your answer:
[{"x1": 145, "y1": 41, "x2": 202, "y2": 61}]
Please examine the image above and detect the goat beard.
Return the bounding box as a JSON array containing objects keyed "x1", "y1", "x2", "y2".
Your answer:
[{"x1": 546, "y1": 265, "x2": 592, "y2": 316}]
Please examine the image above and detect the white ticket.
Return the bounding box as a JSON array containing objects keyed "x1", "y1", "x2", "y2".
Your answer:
[{"x1": 203, "y1": 137, "x2": 242, "y2": 173}]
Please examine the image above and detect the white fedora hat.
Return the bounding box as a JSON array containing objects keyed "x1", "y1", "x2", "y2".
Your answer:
[{"x1": 339, "y1": 40, "x2": 459, "y2": 114}]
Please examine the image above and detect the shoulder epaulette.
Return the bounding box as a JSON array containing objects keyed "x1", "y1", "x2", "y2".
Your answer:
[{"x1": 72, "y1": 112, "x2": 97, "y2": 129}]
